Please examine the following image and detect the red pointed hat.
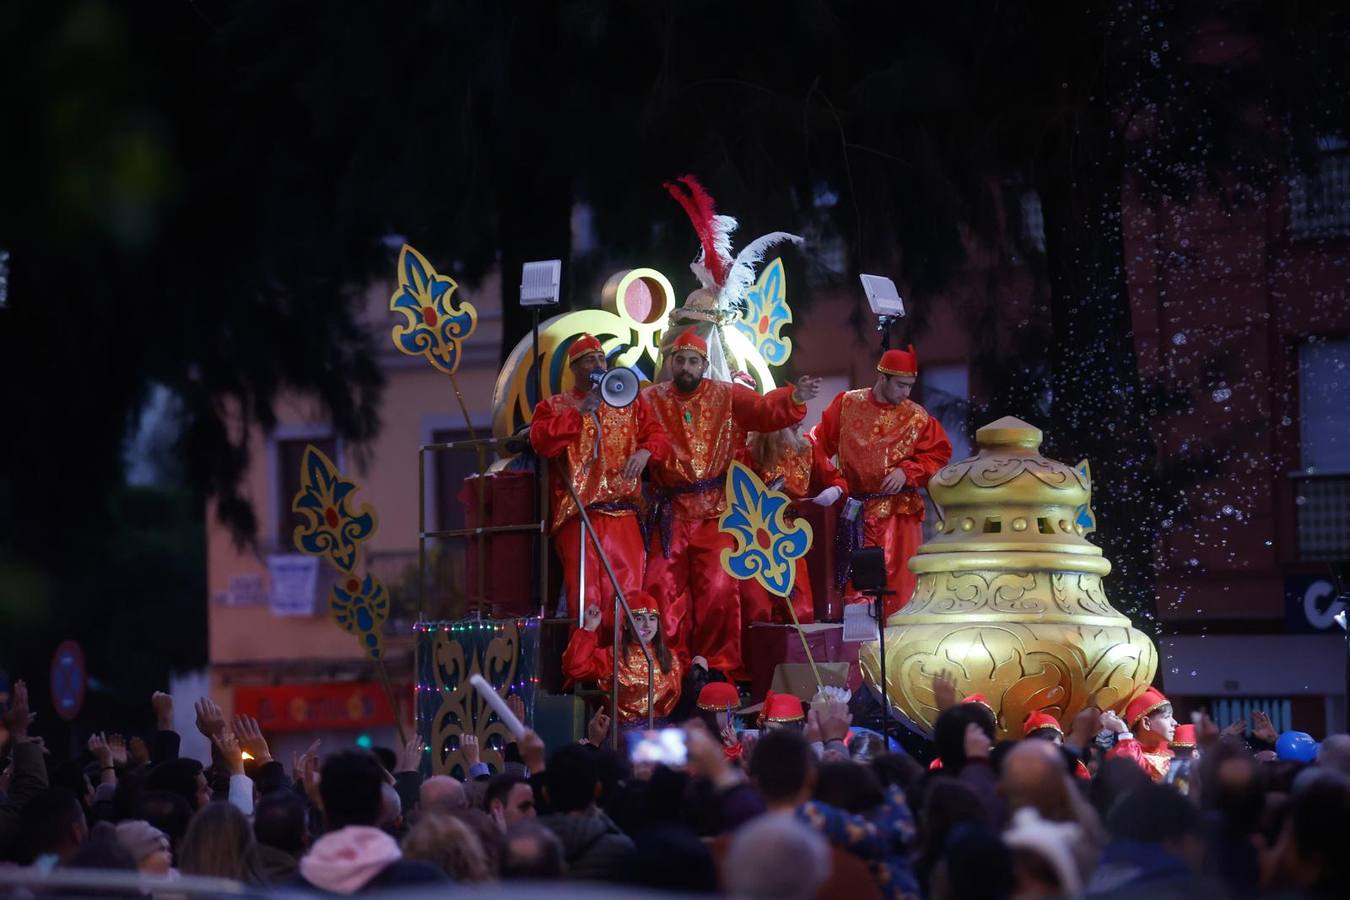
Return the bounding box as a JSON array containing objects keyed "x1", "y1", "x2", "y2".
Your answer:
[
  {"x1": 1023, "y1": 711, "x2": 1063, "y2": 737},
  {"x1": 1171, "y1": 724, "x2": 1197, "y2": 748},
  {"x1": 1125, "y1": 687, "x2": 1170, "y2": 729},
  {"x1": 762, "y1": 690, "x2": 805, "y2": 723},
  {"x1": 697, "y1": 682, "x2": 741, "y2": 712},
  {"x1": 567, "y1": 333, "x2": 605, "y2": 362},
  {"x1": 670, "y1": 330, "x2": 708, "y2": 358},
  {"x1": 625, "y1": 590, "x2": 659, "y2": 616},
  {"x1": 877, "y1": 344, "x2": 918, "y2": 377}
]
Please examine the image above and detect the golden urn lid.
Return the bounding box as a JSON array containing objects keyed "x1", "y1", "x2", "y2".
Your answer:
[{"x1": 915, "y1": 416, "x2": 1108, "y2": 576}]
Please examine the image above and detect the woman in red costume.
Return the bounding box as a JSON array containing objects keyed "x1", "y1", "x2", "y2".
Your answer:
[{"x1": 561, "y1": 589, "x2": 689, "y2": 725}]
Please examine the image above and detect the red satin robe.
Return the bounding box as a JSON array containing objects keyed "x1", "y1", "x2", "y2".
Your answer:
[
  {"x1": 1106, "y1": 736, "x2": 1174, "y2": 783},
  {"x1": 813, "y1": 390, "x2": 952, "y2": 617},
  {"x1": 642, "y1": 379, "x2": 807, "y2": 674},
  {"x1": 561, "y1": 627, "x2": 684, "y2": 723},
  {"x1": 740, "y1": 436, "x2": 848, "y2": 628},
  {"x1": 530, "y1": 388, "x2": 670, "y2": 630}
]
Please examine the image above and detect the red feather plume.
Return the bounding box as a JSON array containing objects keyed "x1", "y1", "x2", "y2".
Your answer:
[{"x1": 663, "y1": 174, "x2": 728, "y2": 287}]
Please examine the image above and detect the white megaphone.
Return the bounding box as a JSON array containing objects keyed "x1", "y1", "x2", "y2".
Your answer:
[{"x1": 588, "y1": 366, "x2": 640, "y2": 408}]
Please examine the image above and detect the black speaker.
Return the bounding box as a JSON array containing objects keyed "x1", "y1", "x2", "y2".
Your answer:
[{"x1": 850, "y1": 547, "x2": 887, "y2": 592}]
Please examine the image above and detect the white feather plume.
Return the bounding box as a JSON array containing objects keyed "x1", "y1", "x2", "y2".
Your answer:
[{"x1": 719, "y1": 231, "x2": 804, "y2": 313}]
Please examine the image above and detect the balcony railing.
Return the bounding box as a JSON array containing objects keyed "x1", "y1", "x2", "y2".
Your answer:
[{"x1": 1292, "y1": 472, "x2": 1350, "y2": 561}]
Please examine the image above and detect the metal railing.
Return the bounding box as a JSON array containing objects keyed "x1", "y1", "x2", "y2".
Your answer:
[{"x1": 561, "y1": 475, "x2": 655, "y2": 747}]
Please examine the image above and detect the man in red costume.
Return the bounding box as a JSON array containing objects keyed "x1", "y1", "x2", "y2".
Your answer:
[
  {"x1": 1102, "y1": 687, "x2": 1177, "y2": 783},
  {"x1": 813, "y1": 345, "x2": 953, "y2": 616},
  {"x1": 642, "y1": 330, "x2": 820, "y2": 677},
  {"x1": 530, "y1": 334, "x2": 670, "y2": 631}
]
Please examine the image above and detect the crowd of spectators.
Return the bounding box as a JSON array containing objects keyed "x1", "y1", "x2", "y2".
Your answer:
[{"x1": 2, "y1": 676, "x2": 1349, "y2": 898}]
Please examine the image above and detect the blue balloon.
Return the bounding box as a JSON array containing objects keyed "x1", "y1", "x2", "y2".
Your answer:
[{"x1": 1275, "y1": 730, "x2": 1319, "y2": 763}]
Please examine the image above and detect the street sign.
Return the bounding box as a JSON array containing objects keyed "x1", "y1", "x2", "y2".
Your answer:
[{"x1": 50, "y1": 640, "x2": 86, "y2": 722}]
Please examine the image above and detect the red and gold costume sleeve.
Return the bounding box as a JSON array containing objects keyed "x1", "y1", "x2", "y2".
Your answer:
[
  {"x1": 809, "y1": 435, "x2": 849, "y2": 496},
  {"x1": 562, "y1": 627, "x2": 612, "y2": 684},
  {"x1": 730, "y1": 384, "x2": 807, "y2": 433},
  {"x1": 529, "y1": 394, "x2": 583, "y2": 459},
  {"x1": 812, "y1": 391, "x2": 846, "y2": 461},
  {"x1": 896, "y1": 415, "x2": 952, "y2": 491},
  {"x1": 1105, "y1": 736, "x2": 1172, "y2": 783},
  {"x1": 633, "y1": 393, "x2": 672, "y2": 463}
]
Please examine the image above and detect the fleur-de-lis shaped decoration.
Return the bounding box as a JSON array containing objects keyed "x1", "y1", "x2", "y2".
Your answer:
[
  {"x1": 389, "y1": 244, "x2": 479, "y2": 375},
  {"x1": 291, "y1": 445, "x2": 378, "y2": 573},
  {"x1": 733, "y1": 257, "x2": 793, "y2": 366},
  {"x1": 330, "y1": 572, "x2": 390, "y2": 661},
  {"x1": 718, "y1": 461, "x2": 813, "y2": 597}
]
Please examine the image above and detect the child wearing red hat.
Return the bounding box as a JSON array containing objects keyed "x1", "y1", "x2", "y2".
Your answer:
[
  {"x1": 561, "y1": 590, "x2": 689, "y2": 725},
  {"x1": 1101, "y1": 687, "x2": 1177, "y2": 783}
]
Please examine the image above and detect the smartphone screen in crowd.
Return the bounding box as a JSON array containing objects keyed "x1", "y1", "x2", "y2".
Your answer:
[{"x1": 627, "y1": 728, "x2": 688, "y2": 766}]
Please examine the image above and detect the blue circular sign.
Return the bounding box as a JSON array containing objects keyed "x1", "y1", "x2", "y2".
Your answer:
[{"x1": 50, "y1": 640, "x2": 86, "y2": 722}]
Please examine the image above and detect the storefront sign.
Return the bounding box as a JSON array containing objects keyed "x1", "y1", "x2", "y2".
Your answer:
[{"x1": 234, "y1": 682, "x2": 400, "y2": 732}]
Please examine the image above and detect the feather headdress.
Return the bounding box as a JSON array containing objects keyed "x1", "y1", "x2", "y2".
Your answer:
[{"x1": 663, "y1": 175, "x2": 803, "y2": 315}]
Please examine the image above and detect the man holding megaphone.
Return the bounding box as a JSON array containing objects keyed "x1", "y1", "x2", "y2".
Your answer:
[{"x1": 531, "y1": 334, "x2": 670, "y2": 634}]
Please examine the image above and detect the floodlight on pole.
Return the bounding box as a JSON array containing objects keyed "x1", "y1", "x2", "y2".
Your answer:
[{"x1": 859, "y1": 273, "x2": 905, "y2": 350}]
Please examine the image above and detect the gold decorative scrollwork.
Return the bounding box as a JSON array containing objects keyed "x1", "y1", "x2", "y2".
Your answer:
[{"x1": 428, "y1": 621, "x2": 522, "y2": 775}]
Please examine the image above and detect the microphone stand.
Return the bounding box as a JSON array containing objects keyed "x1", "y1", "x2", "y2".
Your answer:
[{"x1": 861, "y1": 586, "x2": 896, "y2": 747}]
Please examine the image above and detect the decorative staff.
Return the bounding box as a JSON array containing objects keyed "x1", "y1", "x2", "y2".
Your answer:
[
  {"x1": 718, "y1": 461, "x2": 823, "y2": 689},
  {"x1": 291, "y1": 444, "x2": 407, "y2": 745}
]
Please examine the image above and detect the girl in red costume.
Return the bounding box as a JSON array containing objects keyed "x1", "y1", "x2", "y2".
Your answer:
[{"x1": 562, "y1": 589, "x2": 692, "y2": 725}]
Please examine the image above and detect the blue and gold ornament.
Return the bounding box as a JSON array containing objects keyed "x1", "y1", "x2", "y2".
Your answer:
[
  {"x1": 389, "y1": 244, "x2": 479, "y2": 376},
  {"x1": 330, "y1": 572, "x2": 390, "y2": 661},
  {"x1": 734, "y1": 257, "x2": 793, "y2": 366},
  {"x1": 291, "y1": 444, "x2": 378, "y2": 573},
  {"x1": 718, "y1": 461, "x2": 813, "y2": 597}
]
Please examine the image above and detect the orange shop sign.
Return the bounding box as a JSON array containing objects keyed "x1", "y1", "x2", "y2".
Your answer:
[{"x1": 234, "y1": 682, "x2": 401, "y2": 732}]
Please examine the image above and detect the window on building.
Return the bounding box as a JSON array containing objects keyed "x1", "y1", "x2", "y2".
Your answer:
[
  {"x1": 276, "y1": 436, "x2": 337, "y2": 546},
  {"x1": 1289, "y1": 136, "x2": 1350, "y2": 240},
  {"x1": 1295, "y1": 338, "x2": 1350, "y2": 560}
]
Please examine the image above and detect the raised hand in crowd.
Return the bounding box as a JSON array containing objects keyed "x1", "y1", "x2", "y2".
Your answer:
[
  {"x1": 88, "y1": 733, "x2": 117, "y2": 785},
  {"x1": 300, "y1": 751, "x2": 323, "y2": 810},
  {"x1": 1099, "y1": 710, "x2": 1128, "y2": 734},
  {"x1": 814, "y1": 700, "x2": 852, "y2": 747},
  {"x1": 586, "y1": 708, "x2": 611, "y2": 747},
  {"x1": 293, "y1": 738, "x2": 321, "y2": 782},
  {"x1": 397, "y1": 734, "x2": 425, "y2": 773},
  {"x1": 128, "y1": 735, "x2": 151, "y2": 767},
  {"x1": 1068, "y1": 699, "x2": 1101, "y2": 748},
  {"x1": 931, "y1": 668, "x2": 959, "y2": 712},
  {"x1": 2, "y1": 679, "x2": 33, "y2": 742},
  {"x1": 1222, "y1": 717, "x2": 1248, "y2": 738},
  {"x1": 462, "y1": 733, "x2": 481, "y2": 768},
  {"x1": 1192, "y1": 709, "x2": 1221, "y2": 746},
  {"x1": 151, "y1": 690, "x2": 174, "y2": 731},
  {"x1": 107, "y1": 733, "x2": 128, "y2": 767},
  {"x1": 212, "y1": 730, "x2": 245, "y2": 776},
  {"x1": 964, "y1": 722, "x2": 993, "y2": 761},
  {"x1": 232, "y1": 713, "x2": 273, "y2": 764},
  {"x1": 685, "y1": 720, "x2": 740, "y2": 788},
  {"x1": 519, "y1": 729, "x2": 546, "y2": 775},
  {"x1": 194, "y1": 696, "x2": 226, "y2": 740},
  {"x1": 1252, "y1": 709, "x2": 1278, "y2": 744},
  {"x1": 507, "y1": 693, "x2": 527, "y2": 727}
]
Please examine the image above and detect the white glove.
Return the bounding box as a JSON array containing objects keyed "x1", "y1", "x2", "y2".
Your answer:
[{"x1": 811, "y1": 486, "x2": 844, "y2": 507}]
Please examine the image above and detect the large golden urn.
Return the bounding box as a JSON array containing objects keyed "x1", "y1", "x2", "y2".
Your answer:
[{"x1": 859, "y1": 416, "x2": 1158, "y2": 740}]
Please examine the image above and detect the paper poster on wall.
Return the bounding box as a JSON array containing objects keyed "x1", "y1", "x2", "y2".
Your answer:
[{"x1": 268, "y1": 554, "x2": 319, "y2": 617}]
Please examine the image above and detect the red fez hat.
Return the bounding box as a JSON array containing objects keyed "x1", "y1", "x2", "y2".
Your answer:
[
  {"x1": 1171, "y1": 724, "x2": 1197, "y2": 748},
  {"x1": 762, "y1": 690, "x2": 805, "y2": 723},
  {"x1": 625, "y1": 590, "x2": 659, "y2": 616},
  {"x1": 1124, "y1": 687, "x2": 1170, "y2": 729},
  {"x1": 567, "y1": 333, "x2": 604, "y2": 362},
  {"x1": 961, "y1": 693, "x2": 996, "y2": 717},
  {"x1": 877, "y1": 344, "x2": 918, "y2": 377},
  {"x1": 671, "y1": 330, "x2": 708, "y2": 358},
  {"x1": 697, "y1": 682, "x2": 741, "y2": 712},
  {"x1": 1023, "y1": 711, "x2": 1063, "y2": 737}
]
